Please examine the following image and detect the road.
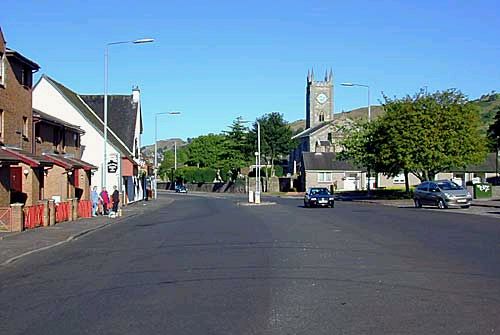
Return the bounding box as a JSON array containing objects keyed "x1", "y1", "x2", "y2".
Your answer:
[{"x1": 1, "y1": 193, "x2": 500, "y2": 334}]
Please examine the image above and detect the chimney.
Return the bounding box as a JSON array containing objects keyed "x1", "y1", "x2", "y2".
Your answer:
[{"x1": 132, "y1": 85, "x2": 140, "y2": 103}]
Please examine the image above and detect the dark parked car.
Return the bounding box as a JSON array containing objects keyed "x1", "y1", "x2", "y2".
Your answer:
[
  {"x1": 414, "y1": 180, "x2": 472, "y2": 209},
  {"x1": 175, "y1": 185, "x2": 187, "y2": 193},
  {"x1": 304, "y1": 187, "x2": 335, "y2": 208}
]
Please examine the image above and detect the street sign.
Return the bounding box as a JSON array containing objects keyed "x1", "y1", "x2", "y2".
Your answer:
[{"x1": 107, "y1": 159, "x2": 118, "y2": 173}]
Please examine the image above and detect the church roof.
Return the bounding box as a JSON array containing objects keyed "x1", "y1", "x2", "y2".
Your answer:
[
  {"x1": 302, "y1": 152, "x2": 363, "y2": 171},
  {"x1": 292, "y1": 121, "x2": 333, "y2": 139}
]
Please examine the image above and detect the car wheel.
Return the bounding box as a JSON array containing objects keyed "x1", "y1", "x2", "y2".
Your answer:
[
  {"x1": 414, "y1": 199, "x2": 422, "y2": 208},
  {"x1": 437, "y1": 199, "x2": 447, "y2": 209},
  {"x1": 330, "y1": 202, "x2": 335, "y2": 208},
  {"x1": 461, "y1": 205, "x2": 470, "y2": 209},
  {"x1": 304, "y1": 201, "x2": 309, "y2": 208}
]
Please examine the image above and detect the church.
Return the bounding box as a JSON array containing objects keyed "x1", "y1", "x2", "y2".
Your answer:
[{"x1": 290, "y1": 69, "x2": 366, "y2": 192}]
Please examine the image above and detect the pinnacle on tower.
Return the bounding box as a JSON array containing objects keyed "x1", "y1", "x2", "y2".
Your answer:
[
  {"x1": 310, "y1": 68, "x2": 314, "y2": 81},
  {"x1": 329, "y1": 68, "x2": 333, "y2": 82},
  {"x1": 307, "y1": 69, "x2": 310, "y2": 82},
  {"x1": 324, "y1": 70, "x2": 328, "y2": 82}
]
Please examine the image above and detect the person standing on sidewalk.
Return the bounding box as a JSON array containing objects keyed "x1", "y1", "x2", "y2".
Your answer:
[
  {"x1": 100, "y1": 187, "x2": 110, "y2": 215},
  {"x1": 111, "y1": 186, "x2": 120, "y2": 217},
  {"x1": 91, "y1": 186, "x2": 100, "y2": 217}
]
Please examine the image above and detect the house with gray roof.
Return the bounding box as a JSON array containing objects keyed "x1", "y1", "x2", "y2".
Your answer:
[{"x1": 32, "y1": 75, "x2": 145, "y2": 203}]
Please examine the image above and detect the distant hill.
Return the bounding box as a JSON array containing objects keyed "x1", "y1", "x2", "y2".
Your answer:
[
  {"x1": 289, "y1": 105, "x2": 384, "y2": 134},
  {"x1": 289, "y1": 92, "x2": 499, "y2": 133},
  {"x1": 469, "y1": 92, "x2": 500, "y2": 131},
  {"x1": 141, "y1": 138, "x2": 187, "y2": 160}
]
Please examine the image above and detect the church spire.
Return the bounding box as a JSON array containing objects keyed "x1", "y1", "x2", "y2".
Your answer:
[{"x1": 328, "y1": 68, "x2": 333, "y2": 82}]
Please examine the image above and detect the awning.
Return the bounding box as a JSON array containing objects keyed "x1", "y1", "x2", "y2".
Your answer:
[
  {"x1": 1, "y1": 147, "x2": 53, "y2": 167},
  {"x1": 0, "y1": 149, "x2": 21, "y2": 164},
  {"x1": 65, "y1": 157, "x2": 98, "y2": 171},
  {"x1": 43, "y1": 154, "x2": 97, "y2": 171}
]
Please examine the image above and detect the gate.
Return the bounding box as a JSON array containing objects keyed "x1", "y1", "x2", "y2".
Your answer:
[
  {"x1": 0, "y1": 207, "x2": 12, "y2": 232},
  {"x1": 55, "y1": 201, "x2": 71, "y2": 223},
  {"x1": 24, "y1": 204, "x2": 45, "y2": 229},
  {"x1": 77, "y1": 200, "x2": 92, "y2": 218}
]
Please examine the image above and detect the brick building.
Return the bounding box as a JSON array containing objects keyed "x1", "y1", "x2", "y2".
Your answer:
[
  {"x1": 33, "y1": 109, "x2": 96, "y2": 201},
  {"x1": 0, "y1": 26, "x2": 53, "y2": 206}
]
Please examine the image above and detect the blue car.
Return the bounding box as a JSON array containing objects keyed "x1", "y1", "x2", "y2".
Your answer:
[
  {"x1": 304, "y1": 187, "x2": 335, "y2": 208},
  {"x1": 175, "y1": 185, "x2": 187, "y2": 193}
]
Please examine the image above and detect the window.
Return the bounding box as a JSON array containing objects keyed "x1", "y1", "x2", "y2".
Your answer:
[
  {"x1": 22, "y1": 116, "x2": 28, "y2": 137},
  {"x1": 319, "y1": 113, "x2": 324, "y2": 122},
  {"x1": 393, "y1": 173, "x2": 405, "y2": 184},
  {"x1": 0, "y1": 109, "x2": 3, "y2": 139},
  {"x1": 318, "y1": 172, "x2": 332, "y2": 183},
  {"x1": 417, "y1": 182, "x2": 428, "y2": 191},
  {"x1": 21, "y1": 67, "x2": 30, "y2": 87},
  {"x1": 327, "y1": 132, "x2": 332, "y2": 142},
  {"x1": 0, "y1": 53, "x2": 4, "y2": 86}
]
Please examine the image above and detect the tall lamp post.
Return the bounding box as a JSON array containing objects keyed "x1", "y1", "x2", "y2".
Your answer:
[
  {"x1": 154, "y1": 111, "x2": 181, "y2": 199},
  {"x1": 103, "y1": 37, "x2": 154, "y2": 190},
  {"x1": 341, "y1": 82, "x2": 372, "y2": 192}
]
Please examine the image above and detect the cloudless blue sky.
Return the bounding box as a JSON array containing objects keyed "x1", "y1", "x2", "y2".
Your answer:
[{"x1": 2, "y1": 0, "x2": 499, "y2": 145}]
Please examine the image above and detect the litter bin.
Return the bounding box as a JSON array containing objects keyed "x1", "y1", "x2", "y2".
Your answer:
[{"x1": 473, "y1": 183, "x2": 492, "y2": 199}]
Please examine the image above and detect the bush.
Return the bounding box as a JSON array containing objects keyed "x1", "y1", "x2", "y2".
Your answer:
[{"x1": 174, "y1": 167, "x2": 218, "y2": 183}]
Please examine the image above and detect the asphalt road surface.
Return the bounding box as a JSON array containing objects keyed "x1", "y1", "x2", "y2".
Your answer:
[{"x1": 1, "y1": 193, "x2": 500, "y2": 334}]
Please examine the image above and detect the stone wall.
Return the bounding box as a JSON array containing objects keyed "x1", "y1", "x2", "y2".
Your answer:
[{"x1": 158, "y1": 181, "x2": 246, "y2": 193}]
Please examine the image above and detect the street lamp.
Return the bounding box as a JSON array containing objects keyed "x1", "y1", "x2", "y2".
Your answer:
[
  {"x1": 103, "y1": 37, "x2": 154, "y2": 190},
  {"x1": 341, "y1": 82, "x2": 372, "y2": 192},
  {"x1": 154, "y1": 111, "x2": 181, "y2": 199},
  {"x1": 340, "y1": 82, "x2": 371, "y2": 122}
]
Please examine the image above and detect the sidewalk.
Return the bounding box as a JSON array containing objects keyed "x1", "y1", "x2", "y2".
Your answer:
[{"x1": 0, "y1": 198, "x2": 172, "y2": 266}]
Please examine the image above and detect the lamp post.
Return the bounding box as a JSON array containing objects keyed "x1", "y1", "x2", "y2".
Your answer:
[
  {"x1": 242, "y1": 119, "x2": 261, "y2": 203},
  {"x1": 103, "y1": 38, "x2": 154, "y2": 190},
  {"x1": 154, "y1": 111, "x2": 181, "y2": 199},
  {"x1": 341, "y1": 82, "x2": 372, "y2": 192}
]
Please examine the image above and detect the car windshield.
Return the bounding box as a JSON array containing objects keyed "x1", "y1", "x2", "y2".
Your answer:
[
  {"x1": 310, "y1": 188, "x2": 330, "y2": 195},
  {"x1": 437, "y1": 181, "x2": 462, "y2": 190}
]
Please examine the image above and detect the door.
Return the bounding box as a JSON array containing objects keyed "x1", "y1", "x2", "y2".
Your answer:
[
  {"x1": 343, "y1": 174, "x2": 358, "y2": 191},
  {"x1": 10, "y1": 167, "x2": 22, "y2": 192},
  {"x1": 73, "y1": 169, "x2": 79, "y2": 188},
  {"x1": 427, "y1": 182, "x2": 439, "y2": 205}
]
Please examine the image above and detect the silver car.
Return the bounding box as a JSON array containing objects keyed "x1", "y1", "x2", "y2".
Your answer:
[{"x1": 414, "y1": 180, "x2": 472, "y2": 209}]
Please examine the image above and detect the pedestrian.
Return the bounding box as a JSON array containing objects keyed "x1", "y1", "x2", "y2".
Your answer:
[
  {"x1": 100, "y1": 187, "x2": 110, "y2": 215},
  {"x1": 91, "y1": 186, "x2": 99, "y2": 217},
  {"x1": 111, "y1": 185, "x2": 120, "y2": 217}
]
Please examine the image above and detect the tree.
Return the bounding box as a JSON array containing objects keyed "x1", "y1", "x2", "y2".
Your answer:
[
  {"x1": 488, "y1": 106, "x2": 500, "y2": 181},
  {"x1": 488, "y1": 106, "x2": 500, "y2": 149},
  {"x1": 249, "y1": 112, "x2": 296, "y2": 176},
  {"x1": 380, "y1": 89, "x2": 487, "y2": 183},
  {"x1": 224, "y1": 116, "x2": 253, "y2": 172},
  {"x1": 341, "y1": 89, "x2": 488, "y2": 192},
  {"x1": 185, "y1": 134, "x2": 230, "y2": 169},
  {"x1": 158, "y1": 147, "x2": 188, "y2": 180}
]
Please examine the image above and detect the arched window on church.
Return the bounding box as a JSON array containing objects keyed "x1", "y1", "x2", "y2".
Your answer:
[{"x1": 319, "y1": 113, "x2": 324, "y2": 122}]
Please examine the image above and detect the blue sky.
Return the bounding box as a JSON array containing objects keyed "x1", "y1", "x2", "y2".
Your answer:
[{"x1": 2, "y1": 0, "x2": 499, "y2": 145}]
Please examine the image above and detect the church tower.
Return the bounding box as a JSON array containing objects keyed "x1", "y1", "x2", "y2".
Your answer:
[{"x1": 306, "y1": 69, "x2": 333, "y2": 129}]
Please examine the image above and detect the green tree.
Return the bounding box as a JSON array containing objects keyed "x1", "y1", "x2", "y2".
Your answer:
[
  {"x1": 488, "y1": 106, "x2": 500, "y2": 149},
  {"x1": 341, "y1": 89, "x2": 488, "y2": 191},
  {"x1": 384, "y1": 89, "x2": 486, "y2": 183},
  {"x1": 185, "y1": 134, "x2": 230, "y2": 169},
  {"x1": 223, "y1": 116, "x2": 253, "y2": 172},
  {"x1": 158, "y1": 147, "x2": 188, "y2": 180},
  {"x1": 249, "y1": 112, "x2": 296, "y2": 176}
]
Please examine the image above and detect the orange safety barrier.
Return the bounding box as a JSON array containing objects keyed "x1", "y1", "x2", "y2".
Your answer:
[
  {"x1": 24, "y1": 204, "x2": 45, "y2": 229},
  {"x1": 55, "y1": 201, "x2": 71, "y2": 223},
  {"x1": 77, "y1": 200, "x2": 92, "y2": 218}
]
